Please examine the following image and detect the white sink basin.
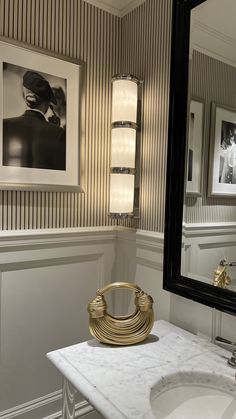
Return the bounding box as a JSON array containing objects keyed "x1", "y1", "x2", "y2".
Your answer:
[{"x1": 151, "y1": 372, "x2": 236, "y2": 419}]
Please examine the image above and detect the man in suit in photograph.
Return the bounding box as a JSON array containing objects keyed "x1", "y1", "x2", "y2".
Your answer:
[{"x1": 3, "y1": 70, "x2": 66, "y2": 171}]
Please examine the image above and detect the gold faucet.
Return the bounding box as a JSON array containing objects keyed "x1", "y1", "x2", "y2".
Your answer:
[{"x1": 213, "y1": 259, "x2": 231, "y2": 288}]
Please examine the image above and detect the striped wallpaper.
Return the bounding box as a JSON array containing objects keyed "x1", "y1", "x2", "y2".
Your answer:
[
  {"x1": 2, "y1": 1, "x2": 231, "y2": 231},
  {"x1": 0, "y1": 0, "x2": 173, "y2": 232},
  {"x1": 122, "y1": 0, "x2": 172, "y2": 232},
  {"x1": 186, "y1": 50, "x2": 236, "y2": 223},
  {"x1": 0, "y1": 0, "x2": 121, "y2": 229}
]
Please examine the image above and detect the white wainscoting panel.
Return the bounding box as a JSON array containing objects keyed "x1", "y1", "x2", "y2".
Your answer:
[
  {"x1": 115, "y1": 228, "x2": 170, "y2": 321},
  {"x1": 115, "y1": 226, "x2": 236, "y2": 347},
  {"x1": 0, "y1": 227, "x2": 116, "y2": 419},
  {"x1": 0, "y1": 226, "x2": 235, "y2": 419}
]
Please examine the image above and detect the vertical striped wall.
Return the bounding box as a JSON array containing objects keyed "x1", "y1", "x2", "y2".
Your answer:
[
  {"x1": 0, "y1": 0, "x2": 121, "y2": 229},
  {"x1": 0, "y1": 0, "x2": 174, "y2": 232},
  {"x1": 186, "y1": 50, "x2": 236, "y2": 223},
  {"x1": 121, "y1": 0, "x2": 172, "y2": 232}
]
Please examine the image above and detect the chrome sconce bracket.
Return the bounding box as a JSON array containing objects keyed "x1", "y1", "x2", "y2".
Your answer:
[
  {"x1": 109, "y1": 212, "x2": 133, "y2": 219},
  {"x1": 111, "y1": 73, "x2": 140, "y2": 84},
  {"x1": 111, "y1": 167, "x2": 136, "y2": 175},
  {"x1": 111, "y1": 121, "x2": 138, "y2": 130}
]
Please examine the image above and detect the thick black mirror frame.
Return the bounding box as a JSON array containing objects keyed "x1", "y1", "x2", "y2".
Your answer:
[{"x1": 163, "y1": 0, "x2": 236, "y2": 316}]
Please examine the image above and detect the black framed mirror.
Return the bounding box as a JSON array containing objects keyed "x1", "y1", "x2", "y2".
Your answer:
[{"x1": 163, "y1": 0, "x2": 236, "y2": 316}]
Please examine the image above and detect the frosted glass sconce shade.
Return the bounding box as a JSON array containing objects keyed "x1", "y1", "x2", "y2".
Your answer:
[
  {"x1": 112, "y1": 78, "x2": 138, "y2": 124},
  {"x1": 111, "y1": 127, "x2": 136, "y2": 169},
  {"x1": 109, "y1": 74, "x2": 140, "y2": 217},
  {"x1": 109, "y1": 173, "x2": 135, "y2": 214}
]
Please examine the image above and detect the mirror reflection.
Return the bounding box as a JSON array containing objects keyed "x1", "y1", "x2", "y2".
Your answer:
[{"x1": 181, "y1": 0, "x2": 236, "y2": 292}]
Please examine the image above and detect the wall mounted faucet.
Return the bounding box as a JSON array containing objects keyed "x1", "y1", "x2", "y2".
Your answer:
[
  {"x1": 213, "y1": 258, "x2": 236, "y2": 288},
  {"x1": 215, "y1": 336, "x2": 236, "y2": 368}
]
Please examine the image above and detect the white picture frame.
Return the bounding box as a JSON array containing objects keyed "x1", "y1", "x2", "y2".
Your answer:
[
  {"x1": 0, "y1": 36, "x2": 83, "y2": 192},
  {"x1": 209, "y1": 103, "x2": 236, "y2": 197}
]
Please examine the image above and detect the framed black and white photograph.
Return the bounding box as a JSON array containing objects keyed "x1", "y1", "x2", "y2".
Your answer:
[
  {"x1": 0, "y1": 37, "x2": 83, "y2": 191},
  {"x1": 209, "y1": 103, "x2": 236, "y2": 197},
  {"x1": 186, "y1": 98, "x2": 204, "y2": 195}
]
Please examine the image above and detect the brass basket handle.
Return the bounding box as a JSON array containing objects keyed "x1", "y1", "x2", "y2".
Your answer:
[{"x1": 97, "y1": 282, "x2": 142, "y2": 296}]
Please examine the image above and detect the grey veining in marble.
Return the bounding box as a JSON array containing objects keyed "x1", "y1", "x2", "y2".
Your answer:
[{"x1": 47, "y1": 320, "x2": 236, "y2": 419}]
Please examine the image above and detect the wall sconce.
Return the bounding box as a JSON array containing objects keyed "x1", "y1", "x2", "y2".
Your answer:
[{"x1": 109, "y1": 74, "x2": 139, "y2": 218}]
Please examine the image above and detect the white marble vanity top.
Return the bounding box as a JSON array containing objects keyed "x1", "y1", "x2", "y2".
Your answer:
[{"x1": 47, "y1": 320, "x2": 236, "y2": 419}]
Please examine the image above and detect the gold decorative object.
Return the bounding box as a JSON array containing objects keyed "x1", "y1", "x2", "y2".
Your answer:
[
  {"x1": 87, "y1": 282, "x2": 154, "y2": 345},
  {"x1": 213, "y1": 263, "x2": 231, "y2": 288}
]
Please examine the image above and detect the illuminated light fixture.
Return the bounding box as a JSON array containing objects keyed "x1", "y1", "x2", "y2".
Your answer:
[
  {"x1": 111, "y1": 122, "x2": 137, "y2": 168},
  {"x1": 112, "y1": 77, "x2": 138, "y2": 123},
  {"x1": 110, "y1": 172, "x2": 135, "y2": 214},
  {"x1": 109, "y1": 74, "x2": 140, "y2": 218}
]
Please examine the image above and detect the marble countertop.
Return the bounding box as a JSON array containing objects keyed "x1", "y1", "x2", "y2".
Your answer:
[{"x1": 47, "y1": 320, "x2": 236, "y2": 419}]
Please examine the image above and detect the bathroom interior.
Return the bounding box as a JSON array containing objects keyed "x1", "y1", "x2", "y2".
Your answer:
[{"x1": 0, "y1": 0, "x2": 236, "y2": 418}]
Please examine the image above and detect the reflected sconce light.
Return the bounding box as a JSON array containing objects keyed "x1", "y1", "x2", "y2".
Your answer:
[{"x1": 109, "y1": 74, "x2": 140, "y2": 218}]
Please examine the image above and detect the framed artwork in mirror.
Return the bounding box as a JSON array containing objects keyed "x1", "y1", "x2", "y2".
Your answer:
[
  {"x1": 186, "y1": 98, "x2": 204, "y2": 196},
  {"x1": 209, "y1": 103, "x2": 236, "y2": 197},
  {"x1": 0, "y1": 36, "x2": 83, "y2": 192}
]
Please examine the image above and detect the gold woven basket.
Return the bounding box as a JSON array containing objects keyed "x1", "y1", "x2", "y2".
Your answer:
[{"x1": 87, "y1": 282, "x2": 154, "y2": 346}]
